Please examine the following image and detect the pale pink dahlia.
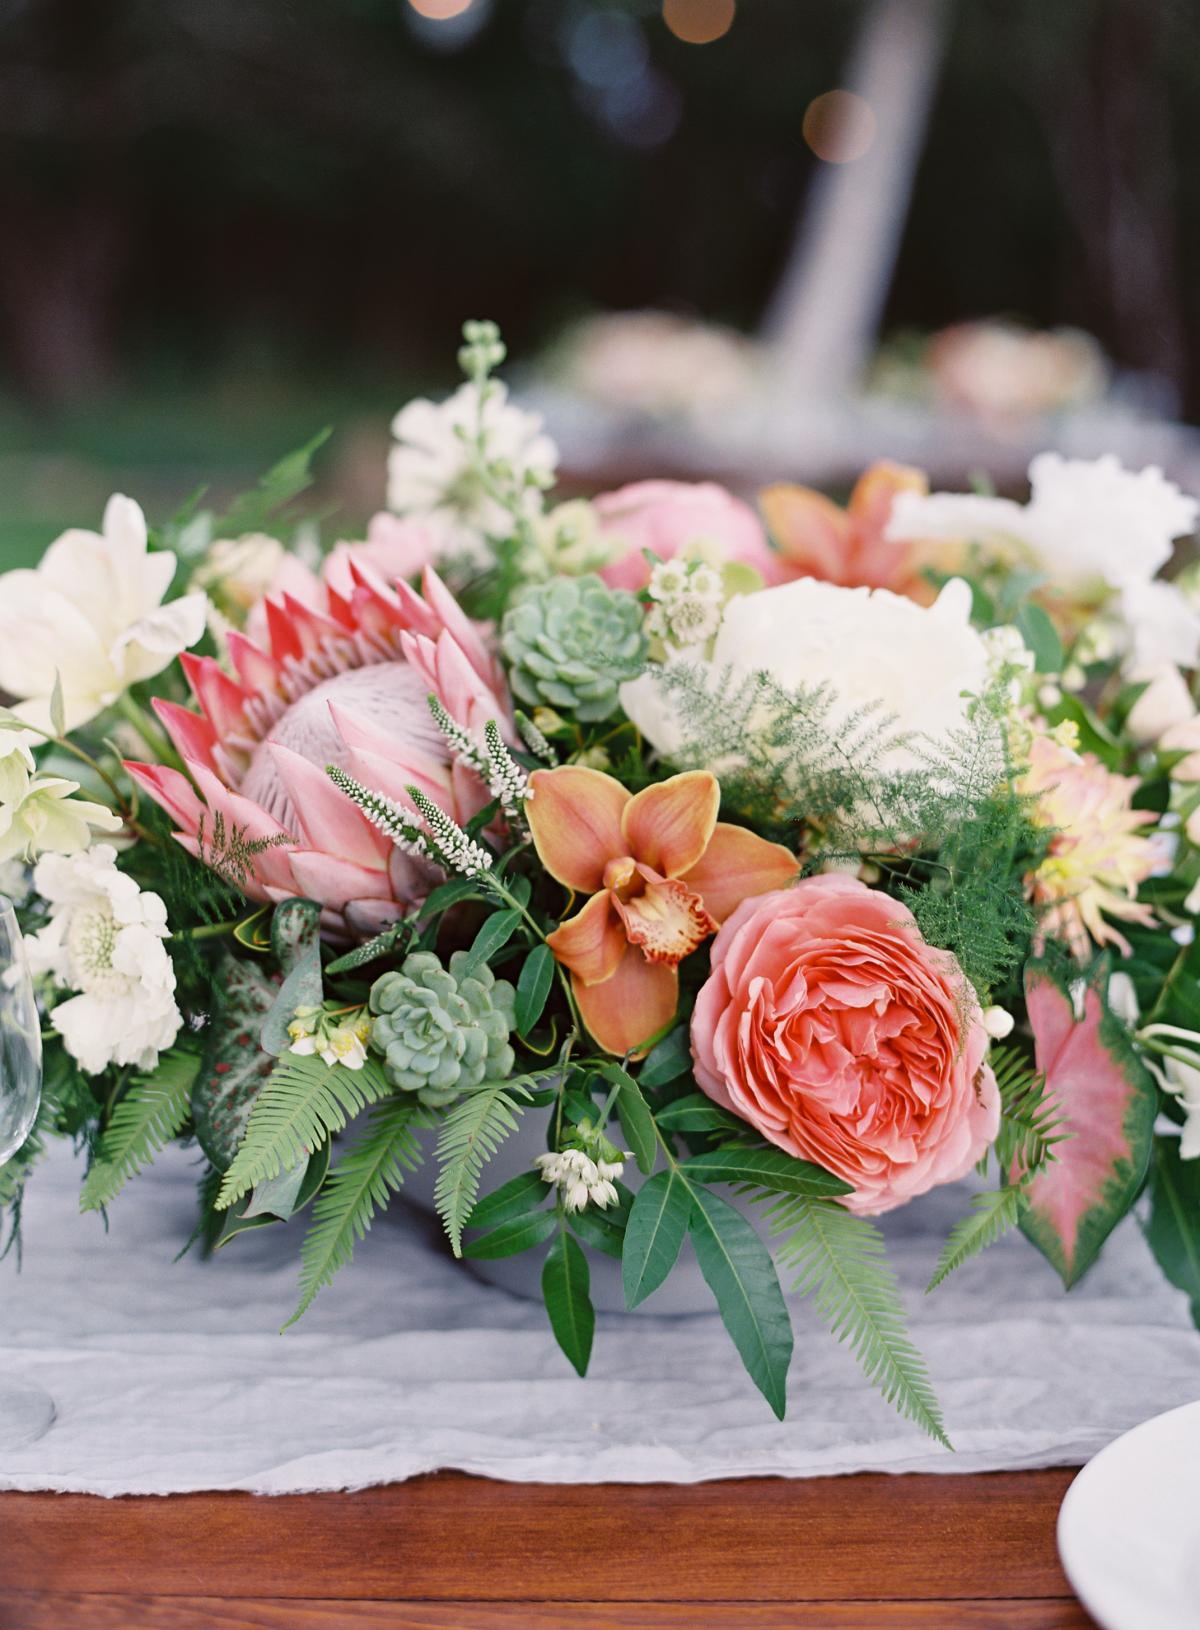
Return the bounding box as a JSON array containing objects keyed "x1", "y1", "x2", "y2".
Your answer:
[
  {"x1": 126, "y1": 548, "x2": 512, "y2": 938},
  {"x1": 1020, "y1": 731, "x2": 1160, "y2": 958}
]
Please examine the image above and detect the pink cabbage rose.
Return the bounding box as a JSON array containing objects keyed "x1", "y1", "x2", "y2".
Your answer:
[
  {"x1": 594, "y1": 479, "x2": 780, "y2": 592},
  {"x1": 690, "y1": 875, "x2": 1000, "y2": 1215}
]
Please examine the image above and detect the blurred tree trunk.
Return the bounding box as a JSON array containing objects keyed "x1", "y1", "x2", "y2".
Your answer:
[{"x1": 761, "y1": 0, "x2": 947, "y2": 397}]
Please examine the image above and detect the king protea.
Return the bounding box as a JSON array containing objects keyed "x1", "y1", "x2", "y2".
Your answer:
[{"x1": 126, "y1": 543, "x2": 512, "y2": 938}]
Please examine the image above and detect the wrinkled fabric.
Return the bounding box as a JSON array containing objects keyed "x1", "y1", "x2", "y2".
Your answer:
[{"x1": 0, "y1": 1142, "x2": 1196, "y2": 1496}]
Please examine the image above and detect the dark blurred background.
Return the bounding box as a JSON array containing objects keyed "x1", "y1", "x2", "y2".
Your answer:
[{"x1": 1, "y1": 0, "x2": 1197, "y2": 559}]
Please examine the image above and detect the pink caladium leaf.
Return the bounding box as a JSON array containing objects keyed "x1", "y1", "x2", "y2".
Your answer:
[{"x1": 1018, "y1": 959, "x2": 1156, "y2": 1288}]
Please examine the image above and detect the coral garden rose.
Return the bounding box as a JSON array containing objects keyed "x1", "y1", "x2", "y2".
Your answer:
[
  {"x1": 594, "y1": 479, "x2": 780, "y2": 593},
  {"x1": 690, "y1": 874, "x2": 1000, "y2": 1215}
]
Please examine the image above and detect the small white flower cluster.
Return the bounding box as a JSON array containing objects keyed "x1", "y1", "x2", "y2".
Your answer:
[
  {"x1": 426, "y1": 698, "x2": 532, "y2": 824},
  {"x1": 515, "y1": 710, "x2": 556, "y2": 764},
  {"x1": 643, "y1": 558, "x2": 724, "y2": 650},
  {"x1": 24, "y1": 845, "x2": 181, "y2": 1076},
  {"x1": 534, "y1": 1148, "x2": 625, "y2": 1213},
  {"x1": 483, "y1": 720, "x2": 531, "y2": 821},
  {"x1": 326, "y1": 766, "x2": 433, "y2": 863},
  {"x1": 288, "y1": 1003, "x2": 371, "y2": 1071},
  {"x1": 388, "y1": 322, "x2": 557, "y2": 573},
  {"x1": 980, "y1": 624, "x2": 1036, "y2": 700},
  {"x1": 406, "y1": 785, "x2": 495, "y2": 878},
  {"x1": 327, "y1": 764, "x2": 495, "y2": 879}
]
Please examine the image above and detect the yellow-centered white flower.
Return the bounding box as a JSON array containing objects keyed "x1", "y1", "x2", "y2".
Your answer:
[{"x1": 25, "y1": 844, "x2": 181, "y2": 1076}]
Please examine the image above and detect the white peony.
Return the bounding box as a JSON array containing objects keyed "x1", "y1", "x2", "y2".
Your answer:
[
  {"x1": 887, "y1": 452, "x2": 1198, "y2": 595},
  {"x1": 1118, "y1": 579, "x2": 1200, "y2": 678},
  {"x1": 25, "y1": 845, "x2": 181, "y2": 1076},
  {"x1": 620, "y1": 576, "x2": 990, "y2": 774},
  {"x1": 387, "y1": 381, "x2": 557, "y2": 568},
  {"x1": 0, "y1": 495, "x2": 208, "y2": 733}
]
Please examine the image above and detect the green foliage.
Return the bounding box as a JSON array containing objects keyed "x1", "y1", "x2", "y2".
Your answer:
[
  {"x1": 216, "y1": 1053, "x2": 392, "y2": 1209},
  {"x1": 462, "y1": 1209, "x2": 558, "y2": 1258},
  {"x1": 191, "y1": 951, "x2": 279, "y2": 1169},
  {"x1": 654, "y1": 1095, "x2": 744, "y2": 1135},
  {"x1": 433, "y1": 1079, "x2": 533, "y2": 1257},
  {"x1": 622, "y1": 1167, "x2": 690, "y2": 1308},
  {"x1": 80, "y1": 1051, "x2": 201, "y2": 1212},
  {"x1": 926, "y1": 1186, "x2": 1025, "y2": 1293},
  {"x1": 680, "y1": 1145, "x2": 852, "y2": 1199},
  {"x1": 596, "y1": 1062, "x2": 656, "y2": 1176},
  {"x1": 285, "y1": 1101, "x2": 426, "y2": 1327},
  {"x1": 989, "y1": 1043, "x2": 1065, "y2": 1181},
  {"x1": 1143, "y1": 1136, "x2": 1200, "y2": 1328},
  {"x1": 767, "y1": 1194, "x2": 949, "y2": 1446},
  {"x1": 514, "y1": 944, "x2": 555, "y2": 1037},
  {"x1": 466, "y1": 1169, "x2": 548, "y2": 1231},
  {"x1": 210, "y1": 428, "x2": 332, "y2": 539},
  {"x1": 639, "y1": 1027, "x2": 694, "y2": 1090},
  {"x1": 689, "y1": 1185, "x2": 794, "y2": 1420},
  {"x1": 542, "y1": 1226, "x2": 595, "y2": 1376}
]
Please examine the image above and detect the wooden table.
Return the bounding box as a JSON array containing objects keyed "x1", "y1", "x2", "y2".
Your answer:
[{"x1": 0, "y1": 1469, "x2": 1095, "y2": 1628}]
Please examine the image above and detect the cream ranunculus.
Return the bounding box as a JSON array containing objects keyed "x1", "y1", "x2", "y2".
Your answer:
[
  {"x1": 25, "y1": 845, "x2": 181, "y2": 1076},
  {"x1": 0, "y1": 495, "x2": 208, "y2": 732},
  {"x1": 0, "y1": 738, "x2": 122, "y2": 864},
  {"x1": 887, "y1": 452, "x2": 1198, "y2": 596},
  {"x1": 620, "y1": 576, "x2": 990, "y2": 774}
]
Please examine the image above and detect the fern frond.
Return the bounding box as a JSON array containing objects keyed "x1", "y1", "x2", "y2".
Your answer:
[
  {"x1": 767, "y1": 1194, "x2": 950, "y2": 1447},
  {"x1": 215, "y1": 1054, "x2": 392, "y2": 1210},
  {"x1": 434, "y1": 1081, "x2": 532, "y2": 1257},
  {"x1": 926, "y1": 1185, "x2": 1024, "y2": 1293},
  {"x1": 80, "y1": 1052, "x2": 200, "y2": 1212},
  {"x1": 990, "y1": 1043, "x2": 1066, "y2": 1180},
  {"x1": 285, "y1": 1101, "x2": 427, "y2": 1327}
]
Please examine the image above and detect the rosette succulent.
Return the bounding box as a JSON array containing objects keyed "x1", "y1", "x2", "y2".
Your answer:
[
  {"x1": 500, "y1": 574, "x2": 646, "y2": 722},
  {"x1": 369, "y1": 950, "x2": 516, "y2": 1107}
]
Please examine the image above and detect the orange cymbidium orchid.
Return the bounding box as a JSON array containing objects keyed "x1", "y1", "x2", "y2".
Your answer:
[
  {"x1": 760, "y1": 461, "x2": 940, "y2": 601},
  {"x1": 526, "y1": 765, "x2": 799, "y2": 1056}
]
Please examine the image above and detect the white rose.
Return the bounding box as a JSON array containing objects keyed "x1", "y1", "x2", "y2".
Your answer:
[
  {"x1": 621, "y1": 576, "x2": 990, "y2": 775},
  {"x1": 1119, "y1": 579, "x2": 1200, "y2": 678},
  {"x1": 888, "y1": 452, "x2": 1198, "y2": 595}
]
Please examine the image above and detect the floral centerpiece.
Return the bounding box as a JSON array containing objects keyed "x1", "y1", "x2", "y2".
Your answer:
[{"x1": 4, "y1": 322, "x2": 1200, "y2": 1443}]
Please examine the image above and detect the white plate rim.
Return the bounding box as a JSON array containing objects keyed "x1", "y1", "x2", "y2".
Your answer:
[{"x1": 1057, "y1": 1397, "x2": 1200, "y2": 1630}]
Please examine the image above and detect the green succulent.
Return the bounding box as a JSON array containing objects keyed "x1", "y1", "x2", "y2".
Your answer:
[
  {"x1": 368, "y1": 950, "x2": 517, "y2": 1109},
  {"x1": 500, "y1": 574, "x2": 647, "y2": 722}
]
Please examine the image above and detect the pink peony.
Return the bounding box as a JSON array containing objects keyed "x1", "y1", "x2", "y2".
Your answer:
[
  {"x1": 593, "y1": 479, "x2": 780, "y2": 592},
  {"x1": 690, "y1": 875, "x2": 999, "y2": 1215}
]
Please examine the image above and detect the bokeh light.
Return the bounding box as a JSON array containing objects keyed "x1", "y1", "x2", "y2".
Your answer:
[
  {"x1": 662, "y1": 0, "x2": 736, "y2": 47},
  {"x1": 407, "y1": 0, "x2": 473, "y2": 19},
  {"x1": 802, "y1": 90, "x2": 877, "y2": 164}
]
